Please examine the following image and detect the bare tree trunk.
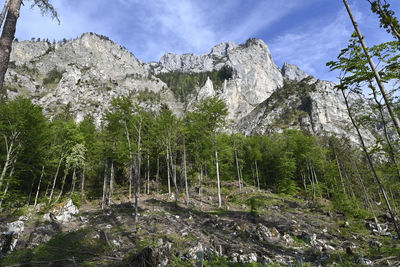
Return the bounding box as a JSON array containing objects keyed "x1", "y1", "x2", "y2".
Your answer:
[
  {"x1": 215, "y1": 141, "x2": 222, "y2": 208},
  {"x1": 102, "y1": 159, "x2": 108, "y2": 210},
  {"x1": 311, "y1": 163, "x2": 319, "y2": 186},
  {"x1": 0, "y1": 155, "x2": 15, "y2": 209},
  {"x1": 55, "y1": 167, "x2": 69, "y2": 203},
  {"x1": 301, "y1": 172, "x2": 307, "y2": 191},
  {"x1": 81, "y1": 166, "x2": 85, "y2": 196},
  {"x1": 0, "y1": 0, "x2": 11, "y2": 29},
  {"x1": 199, "y1": 166, "x2": 203, "y2": 208},
  {"x1": 134, "y1": 122, "x2": 142, "y2": 222},
  {"x1": 306, "y1": 159, "x2": 316, "y2": 200},
  {"x1": 352, "y1": 158, "x2": 376, "y2": 215},
  {"x1": 255, "y1": 160, "x2": 260, "y2": 190},
  {"x1": 343, "y1": 0, "x2": 400, "y2": 138},
  {"x1": 343, "y1": 165, "x2": 356, "y2": 201},
  {"x1": 70, "y1": 168, "x2": 77, "y2": 194},
  {"x1": 341, "y1": 88, "x2": 400, "y2": 238},
  {"x1": 0, "y1": 179, "x2": 8, "y2": 209},
  {"x1": 0, "y1": 0, "x2": 22, "y2": 95},
  {"x1": 183, "y1": 140, "x2": 189, "y2": 204},
  {"x1": 166, "y1": 148, "x2": 171, "y2": 195},
  {"x1": 169, "y1": 142, "x2": 178, "y2": 206},
  {"x1": 134, "y1": 154, "x2": 140, "y2": 221},
  {"x1": 34, "y1": 165, "x2": 45, "y2": 208},
  {"x1": 124, "y1": 121, "x2": 133, "y2": 202},
  {"x1": 370, "y1": 81, "x2": 400, "y2": 181},
  {"x1": 333, "y1": 145, "x2": 347, "y2": 196},
  {"x1": 49, "y1": 152, "x2": 63, "y2": 204},
  {"x1": 0, "y1": 135, "x2": 16, "y2": 190},
  {"x1": 109, "y1": 159, "x2": 114, "y2": 205},
  {"x1": 156, "y1": 156, "x2": 159, "y2": 193},
  {"x1": 146, "y1": 154, "x2": 150, "y2": 195},
  {"x1": 234, "y1": 145, "x2": 241, "y2": 190},
  {"x1": 128, "y1": 165, "x2": 132, "y2": 202},
  {"x1": 251, "y1": 164, "x2": 255, "y2": 187}
]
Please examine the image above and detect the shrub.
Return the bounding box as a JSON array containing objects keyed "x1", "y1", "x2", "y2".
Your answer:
[{"x1": 43, "y1": 68, "x2": 63, "y2": 85}]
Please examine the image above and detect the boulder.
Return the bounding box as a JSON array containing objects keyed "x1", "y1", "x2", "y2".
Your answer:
[
  {"x1": 27, "y1": 223, "x2": 59, "y2": 248},
  {"x1": 44, "y1": 199, "x2": 79, "y2": 223},
  {"x1": 0, "y1": 220, "x2": 24, "y2": 254},
  {"x1": 188, "y1": 242, "x2": 203, "y2": 259}
]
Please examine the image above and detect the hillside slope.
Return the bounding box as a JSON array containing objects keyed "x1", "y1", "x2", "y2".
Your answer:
[{"x1": 0, "y1": 184, "x2": 398, "y2": 266}]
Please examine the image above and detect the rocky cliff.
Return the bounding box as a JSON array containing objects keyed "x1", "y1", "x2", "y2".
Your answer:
[{"x1": 4, "y1": 33, "x2": 375, "y2": 141}]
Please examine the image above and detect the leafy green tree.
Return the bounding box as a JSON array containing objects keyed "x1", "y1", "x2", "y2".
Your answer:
[
  {"x1": 154, "y1": 105, "x2": 180, "y2": 205},
  {"x1": 190, "y1": 96, "x2": 228, "y2": 208},
  {"x1": 342, "y1": 0, "x2": 400, "y2": 136},
  {"x1": 106, "y1": 96, "x2": 147, "y2": 220},
  {"x1": 0, "y1": 97, "x2": 47, "y2": 207},
  {"x1": 328, "y1": 39, "x2": 400, "y2": 237},
  {"x1": 53, "y1": 120, "x2": 84, "y2": 203},
  {"x1": 368, "y1": 0, "x2": 400, "y2": 41}
]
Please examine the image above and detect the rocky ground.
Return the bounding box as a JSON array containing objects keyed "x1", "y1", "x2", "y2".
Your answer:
[{"x1": 0, "y1": 183, "x2": 399, "y2": 266}]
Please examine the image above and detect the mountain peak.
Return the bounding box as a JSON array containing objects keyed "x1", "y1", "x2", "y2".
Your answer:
[
  {"x1": 282, "y1": 62, "x2": 309, "y2": 81},
  {"x1": 210, "y1": 41, "x2": 238, "y2": 57}
]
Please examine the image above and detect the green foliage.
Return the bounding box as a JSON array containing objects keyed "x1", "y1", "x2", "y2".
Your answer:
[
  {"x1": 137, "y1": 88, "x2": 161, "y2": 103},
  {"x1": 248, "y1": 197, "x2": 261, "y2": 216},
  {"x1": 43, "y1": 68, "x2": 64, "y2": 86},
  {"x1": 369, "y1": 0, "x2": 400, "y2": 40},
  {"x1": 0, "y1": 91, "x2": 397, "y2": 230},
  {"x1": 156, "y1": 66, "x2": 233, "y2": 103},
  {"x1": 70, "y1": 192, "x2": 83, "y2": 208}
]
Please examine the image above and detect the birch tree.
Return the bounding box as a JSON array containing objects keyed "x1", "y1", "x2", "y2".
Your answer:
[{"x1": 192, "y1": 96, "x2": 227, "y2": 208}]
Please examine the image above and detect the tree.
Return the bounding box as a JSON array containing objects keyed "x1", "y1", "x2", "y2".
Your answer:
[
  {"x1": 0, "y1": 0, "x2": 58, "y2": 96},
  {"x1": 106, "y1": 96, "x2": 146, "y2": 221},
  {"x1": 191, "y1": 96, "x2": 228, "y2": 208},
  {"x1": 0, "y1": 97, "x2": 47, "y2": 208},
  {"x1": 342, "y1": 0, "x2": 400, "y2": 137},
  {"x1": 53, "y1": 121, "x2": 84, "y2": 203},
  {"x1": 154, "y1": 105, "x2": 180, "y2": 205},
  {"x1": 327, "y1": 38, "x2": 400, "y2": 238},
  {"x1": 368, "y1": 0, "x2": 400, "y2": 42},
  {"x1": 327, "y1": 34, "x2": 400, "y2": 181}
]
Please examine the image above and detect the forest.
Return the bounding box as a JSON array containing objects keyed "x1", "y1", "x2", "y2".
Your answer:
[
  {"x1": 1, "y1": 0, "x2": 400, "y2": 265},
  {"x1": 0, "y1": 93, "x2": 398, "y2": 225}
]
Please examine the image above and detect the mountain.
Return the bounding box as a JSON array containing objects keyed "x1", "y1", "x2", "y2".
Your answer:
[{"x1": 4, "y1": 33, "x2": 375, "y2": 142}]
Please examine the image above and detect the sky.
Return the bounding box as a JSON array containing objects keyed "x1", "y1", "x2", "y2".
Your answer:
[{"x1": 13, "y1": 0, "x2": 400, "y2": 82}]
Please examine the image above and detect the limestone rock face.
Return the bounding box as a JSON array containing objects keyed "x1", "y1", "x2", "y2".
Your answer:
[
  {"x1": 6, "y1": 33, "x2": 174, "y2": 125},
  {"x1": 237, "y1": 77, "x2": 376, "y2": 145},
  {"x1": 282, "y1": 63, "x2": 309, "y2": 81},
  {"x1": 5, "y1": 33, "x2": 378, "y2": 142},
  {"x1": 154, "y1": 38, "x2": 284, "y2": 122}
]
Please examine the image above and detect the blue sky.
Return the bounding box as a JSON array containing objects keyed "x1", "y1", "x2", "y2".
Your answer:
[{"x1": 14, "y1": 0, "x2": 400, "y2": 82}]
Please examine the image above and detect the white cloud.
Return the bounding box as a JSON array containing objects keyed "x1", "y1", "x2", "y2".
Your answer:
[
  {"x1": 269, "y1": 8, "x2": 353, "y2": 82},
  {"x1": 15, "y1": 0, "x2": 397, "y2": 83},
  {"x1": 268, "y1": 1, "x2": 400, "y2": 82},
  {"x1": 124, "y1": 0, "x2": 307, "y2": 61}
]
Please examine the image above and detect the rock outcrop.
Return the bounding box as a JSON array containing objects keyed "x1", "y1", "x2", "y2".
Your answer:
[{"x1": 4, "y1": 33, "x2": 378, "y2": 141}]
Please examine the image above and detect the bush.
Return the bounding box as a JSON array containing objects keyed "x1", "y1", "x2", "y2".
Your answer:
[
  {"x1": 70, "y1": 193, "x2": 83, "y2": 208},
  {"x1": 43, "y1": 68, "x2": 63, "y2": 85}
]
